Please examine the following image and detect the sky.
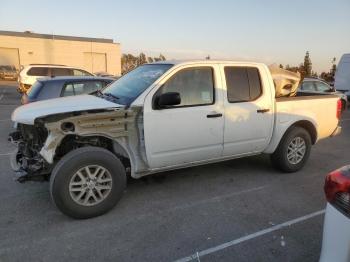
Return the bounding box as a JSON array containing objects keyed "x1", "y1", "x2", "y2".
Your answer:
[{"x1": 1, "y1": 0, "x2": 349, "y2": 73}]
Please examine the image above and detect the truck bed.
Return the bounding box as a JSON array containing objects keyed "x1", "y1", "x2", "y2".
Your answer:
[{"x1": 275, "y1": 93, "x2": 339, "y2": 141}]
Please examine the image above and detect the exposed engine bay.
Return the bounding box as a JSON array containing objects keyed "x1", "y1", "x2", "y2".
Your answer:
[
  {"x1": 9, "y1": 106, "x2": 148, "y2": 182},
  {"x1": 9, "y1": 123, "x2": 49, "y2": 182}
]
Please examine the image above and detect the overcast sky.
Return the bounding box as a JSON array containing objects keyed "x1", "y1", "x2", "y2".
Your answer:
[{"x1": 1, "y1": 0, "x2": 349, "y2": 73}]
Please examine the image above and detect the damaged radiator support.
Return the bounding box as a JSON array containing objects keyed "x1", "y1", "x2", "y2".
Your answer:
[{"x1": 9, "y1": 123, "x2": 49, "y2": 182}]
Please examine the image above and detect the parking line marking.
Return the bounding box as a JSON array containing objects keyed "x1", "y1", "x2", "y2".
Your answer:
[
  {"x1": 0, "y1": 152, "x2": 12, "y2": 156},
  {"x1": 341, "y1": 118, "x2": 350, "y2": 122},
  {"x1": 0, "y1": 94, "x2": 3, "y2": 101},
  {"x1": 174, "y1": 209, "x2": 325, "y2": 262},
  {"x1": 0, "y1": 119, "x2": 11, "y2": 122}
]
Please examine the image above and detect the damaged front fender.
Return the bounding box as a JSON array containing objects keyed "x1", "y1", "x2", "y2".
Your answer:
[{"x1": 38, "y1": 106, "x2": 149, "y2": 178}]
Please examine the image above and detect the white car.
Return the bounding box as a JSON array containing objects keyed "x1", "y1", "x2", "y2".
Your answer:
[
  {"x1": 320, "y1": 166, "x2": 350, "y2": 262},
  {"x1": 335, "y1": 54, "x2": 350, "y2": 102},
  {"x1": 9, "y1": 60, "x2": 342, "y2": 218},
  {"x1": 17, "y1": 64, "x2": 93, "y2": 93}
]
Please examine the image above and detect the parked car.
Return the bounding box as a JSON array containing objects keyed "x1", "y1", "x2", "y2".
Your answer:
[
  {"x1": 335, "y1": 54, "x2": 350, "y2": 101},
  {"x1": 298, "y1": 78, "x2": 348, "y2": 110},
  {"x1": 9, "y1": 60, "x2": 342, "y2": 218},
  {"x1": 320, "y1": 166, "x2": 350, "y2": 262},
  {"x1": 94, "y1": 71, "x2": 119, "y2": 79},
  {"x1": 21, "y1": 76, "x2": 114, "y2": 104},
  {"x1": 0, "y1": 65, "x2": 18, "y2": 80},
  {"x1": 17, "y1": 64, "x2": 93, "y2": 93}
]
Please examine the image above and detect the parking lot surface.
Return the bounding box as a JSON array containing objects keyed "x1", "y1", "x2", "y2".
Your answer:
[{"x1": 0, "y1": 80, "x2": 349, "y2": 262}]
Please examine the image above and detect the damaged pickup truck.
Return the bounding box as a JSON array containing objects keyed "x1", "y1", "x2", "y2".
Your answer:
[{"x1": 9, "y1": 61, "x2": 342, "y2": 218}]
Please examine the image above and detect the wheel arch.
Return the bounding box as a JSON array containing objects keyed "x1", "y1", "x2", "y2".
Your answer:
[
  {"x1": 290, "y1": 120, "x2": 317, "y2": 144},
  {"x1": 264, "y1": 119, "x2": 317, "y2": 154},
  {"x1": 55, "y1": 134, "x2": 134, "y2": 174}
]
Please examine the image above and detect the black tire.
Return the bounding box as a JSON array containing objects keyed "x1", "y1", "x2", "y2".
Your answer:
[
  {"x1": 270, "y1": 127, "x2": 312, "y2": 173},
  {"x1": 50, "y1": 146, "x2": 126, "y2": 219}
]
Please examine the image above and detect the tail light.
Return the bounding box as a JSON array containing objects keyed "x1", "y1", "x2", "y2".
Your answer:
[
  {"x1": 336, "y1": 99, "x2": 342, "y2": 120},
  {"x1": 324, "y1": 166, "x2": 350, "y2": 218}
]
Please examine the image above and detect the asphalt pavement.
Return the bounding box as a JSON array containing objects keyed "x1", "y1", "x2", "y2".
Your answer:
[{"x1": 0, "y1": 80, "x2": 349, "y2": 262}]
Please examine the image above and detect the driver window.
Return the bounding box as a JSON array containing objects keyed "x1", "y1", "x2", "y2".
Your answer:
[{"x1": 159, "y1": 67, "x2": 214, "y2": 107}]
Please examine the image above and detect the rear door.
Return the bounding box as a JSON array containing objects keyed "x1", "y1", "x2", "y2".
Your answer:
[
  {"x1": 221, "y1": 64, "x2": 274, "y2": 156},
  {"x1": 143, "y1": 64, "x2": 224, "y2": 168}
]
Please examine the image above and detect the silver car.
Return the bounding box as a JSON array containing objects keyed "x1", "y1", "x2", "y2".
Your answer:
[{"x1": 298, "y1": 78, "x2": 348, "y2": 111}]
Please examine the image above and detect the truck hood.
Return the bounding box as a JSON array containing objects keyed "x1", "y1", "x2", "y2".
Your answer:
[{"x1": 12, "y1": 94, "x2": 122, "y2": 125}]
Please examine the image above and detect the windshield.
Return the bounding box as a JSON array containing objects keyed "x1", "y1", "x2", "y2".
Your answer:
[{"x1": 101, "y1": 64, "x2": 173, "y2": 105}]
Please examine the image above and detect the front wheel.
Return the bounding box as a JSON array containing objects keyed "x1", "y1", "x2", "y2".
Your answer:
[
  {"x1": 50, "y1": 146, "x2": 126, "y2": 219},
  {"x1": 270, "y1": 127, "x2": 312, "y2": 173}
]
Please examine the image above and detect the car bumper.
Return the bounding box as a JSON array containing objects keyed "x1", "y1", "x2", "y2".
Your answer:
[
  {"x1": 320, "y1": 204, "x2": 350, "y2": 262},
  {"x1": 331, "y1": 126, "x2": 342, "y2": 137}
]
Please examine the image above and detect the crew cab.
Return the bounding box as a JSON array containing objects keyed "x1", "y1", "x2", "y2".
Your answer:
[{"x1": 9, "y1": 60, "x2": 342, "y2": 218}]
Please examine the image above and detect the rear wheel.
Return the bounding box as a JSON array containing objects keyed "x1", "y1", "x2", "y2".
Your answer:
[
  {"x1": 271, "y1": 127, "x2": 312, "y2": 173},
  {"x1": 50, "y1": 146, "x2": 126, "y2": 219}
]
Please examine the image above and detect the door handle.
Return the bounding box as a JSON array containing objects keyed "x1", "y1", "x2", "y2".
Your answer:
[
  {"x1": 207, "y1": 113, "x2": 223, "y2": 118},
  {"x1": 257, "y1": 108, "x2": 270, "y2": 113}
]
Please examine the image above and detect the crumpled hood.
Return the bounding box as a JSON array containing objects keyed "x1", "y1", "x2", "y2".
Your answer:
[{"x1": 12, "y1": 94, "x2": 122, "y2": 125}]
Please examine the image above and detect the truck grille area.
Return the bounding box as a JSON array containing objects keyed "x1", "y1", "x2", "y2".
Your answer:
[{"x1": 9, "y1": 123, "x2": 49, "y2": 182}]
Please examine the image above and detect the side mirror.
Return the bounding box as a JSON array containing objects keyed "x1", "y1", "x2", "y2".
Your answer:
[{"x1": 156, "y1": 92, "x2": 181, "y2": 108}]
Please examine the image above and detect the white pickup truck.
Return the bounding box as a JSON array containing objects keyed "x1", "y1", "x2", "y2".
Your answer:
[{"x1": 10, "y1": 60, "x2": 342, "y2": 218}]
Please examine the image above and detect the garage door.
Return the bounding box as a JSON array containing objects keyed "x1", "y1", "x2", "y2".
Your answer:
[
  {"x1": 0, "y1": 47, "x2": 20, "y2": 69},
  {"x1": 84, "y1": 52, "x2": 107, "y2": 73}
]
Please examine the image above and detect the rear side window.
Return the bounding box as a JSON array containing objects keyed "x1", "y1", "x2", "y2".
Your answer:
[
  {"x1": 62, "y1": 81, "x2": 104, "y2": 96},
  {"x1": 225, "y1": 67, "x2": 262, "y2": 102},
  {"x1": 158, "y1": 67, "x2": 214, "y2": 107},
  {"x1": 27, "y1": 81, "x2": 43, "y2": 99},
  {"x1": 51, "y1": 68, "x2": 73, "y2": 77},
  {"x1": 27, "y1": 67, "x2": 49, "y2": 76}
]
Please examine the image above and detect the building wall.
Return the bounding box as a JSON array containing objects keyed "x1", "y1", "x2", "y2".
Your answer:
[{"x1": 0, "y1": 35, "x2": 121, "y2": 76}]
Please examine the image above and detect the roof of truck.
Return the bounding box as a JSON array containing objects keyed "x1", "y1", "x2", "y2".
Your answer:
[{"x1": 153, "y1": 60, "x2": 265, "y2": 66}]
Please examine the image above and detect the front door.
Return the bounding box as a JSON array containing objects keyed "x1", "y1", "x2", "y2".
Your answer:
[{"x1": 143, "y1": 65, "x2": 224, "y2": 168}]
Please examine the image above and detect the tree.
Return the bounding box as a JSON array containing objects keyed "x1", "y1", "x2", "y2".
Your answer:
[
  {"x1": 303, "y1": 51, "x2": 312, "y2": 77},
  {"x1": 138, "y1": 53, "x2": 147, "y2": 65},
  {"x1": 121, "y1": 53, "x2": 166, "y2": 74}
]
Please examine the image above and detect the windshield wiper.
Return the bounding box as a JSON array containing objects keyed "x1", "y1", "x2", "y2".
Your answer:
[{"x1": 103, "y1": 92, "x2": 120, "y2": 100}]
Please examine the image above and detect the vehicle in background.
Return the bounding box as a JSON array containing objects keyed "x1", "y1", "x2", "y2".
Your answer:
[
  {"x1": 21, "y1": 76, "x2": 114, "y2": 104},
  {"x1": 94, "y1": 71, "x2": 119, "y2": 79},
  {"x1": 17, "y1": 64, "x2": 93, "y2": 93},
  {"x1": 320, "y1": 166, "x2": 350, "y2": 262},
  {"x1": 298, "y1": 78, "x2": 348, "y2": 111},
  {"x1": 335, "y1": 54, "x2": 350, "y2": 101},
  {"x1": 9, "y1": 60, "x2": 342, "y2": 218},
  {"x1": 0, "y1": 65, "x2": 18, "y2": 80}
]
